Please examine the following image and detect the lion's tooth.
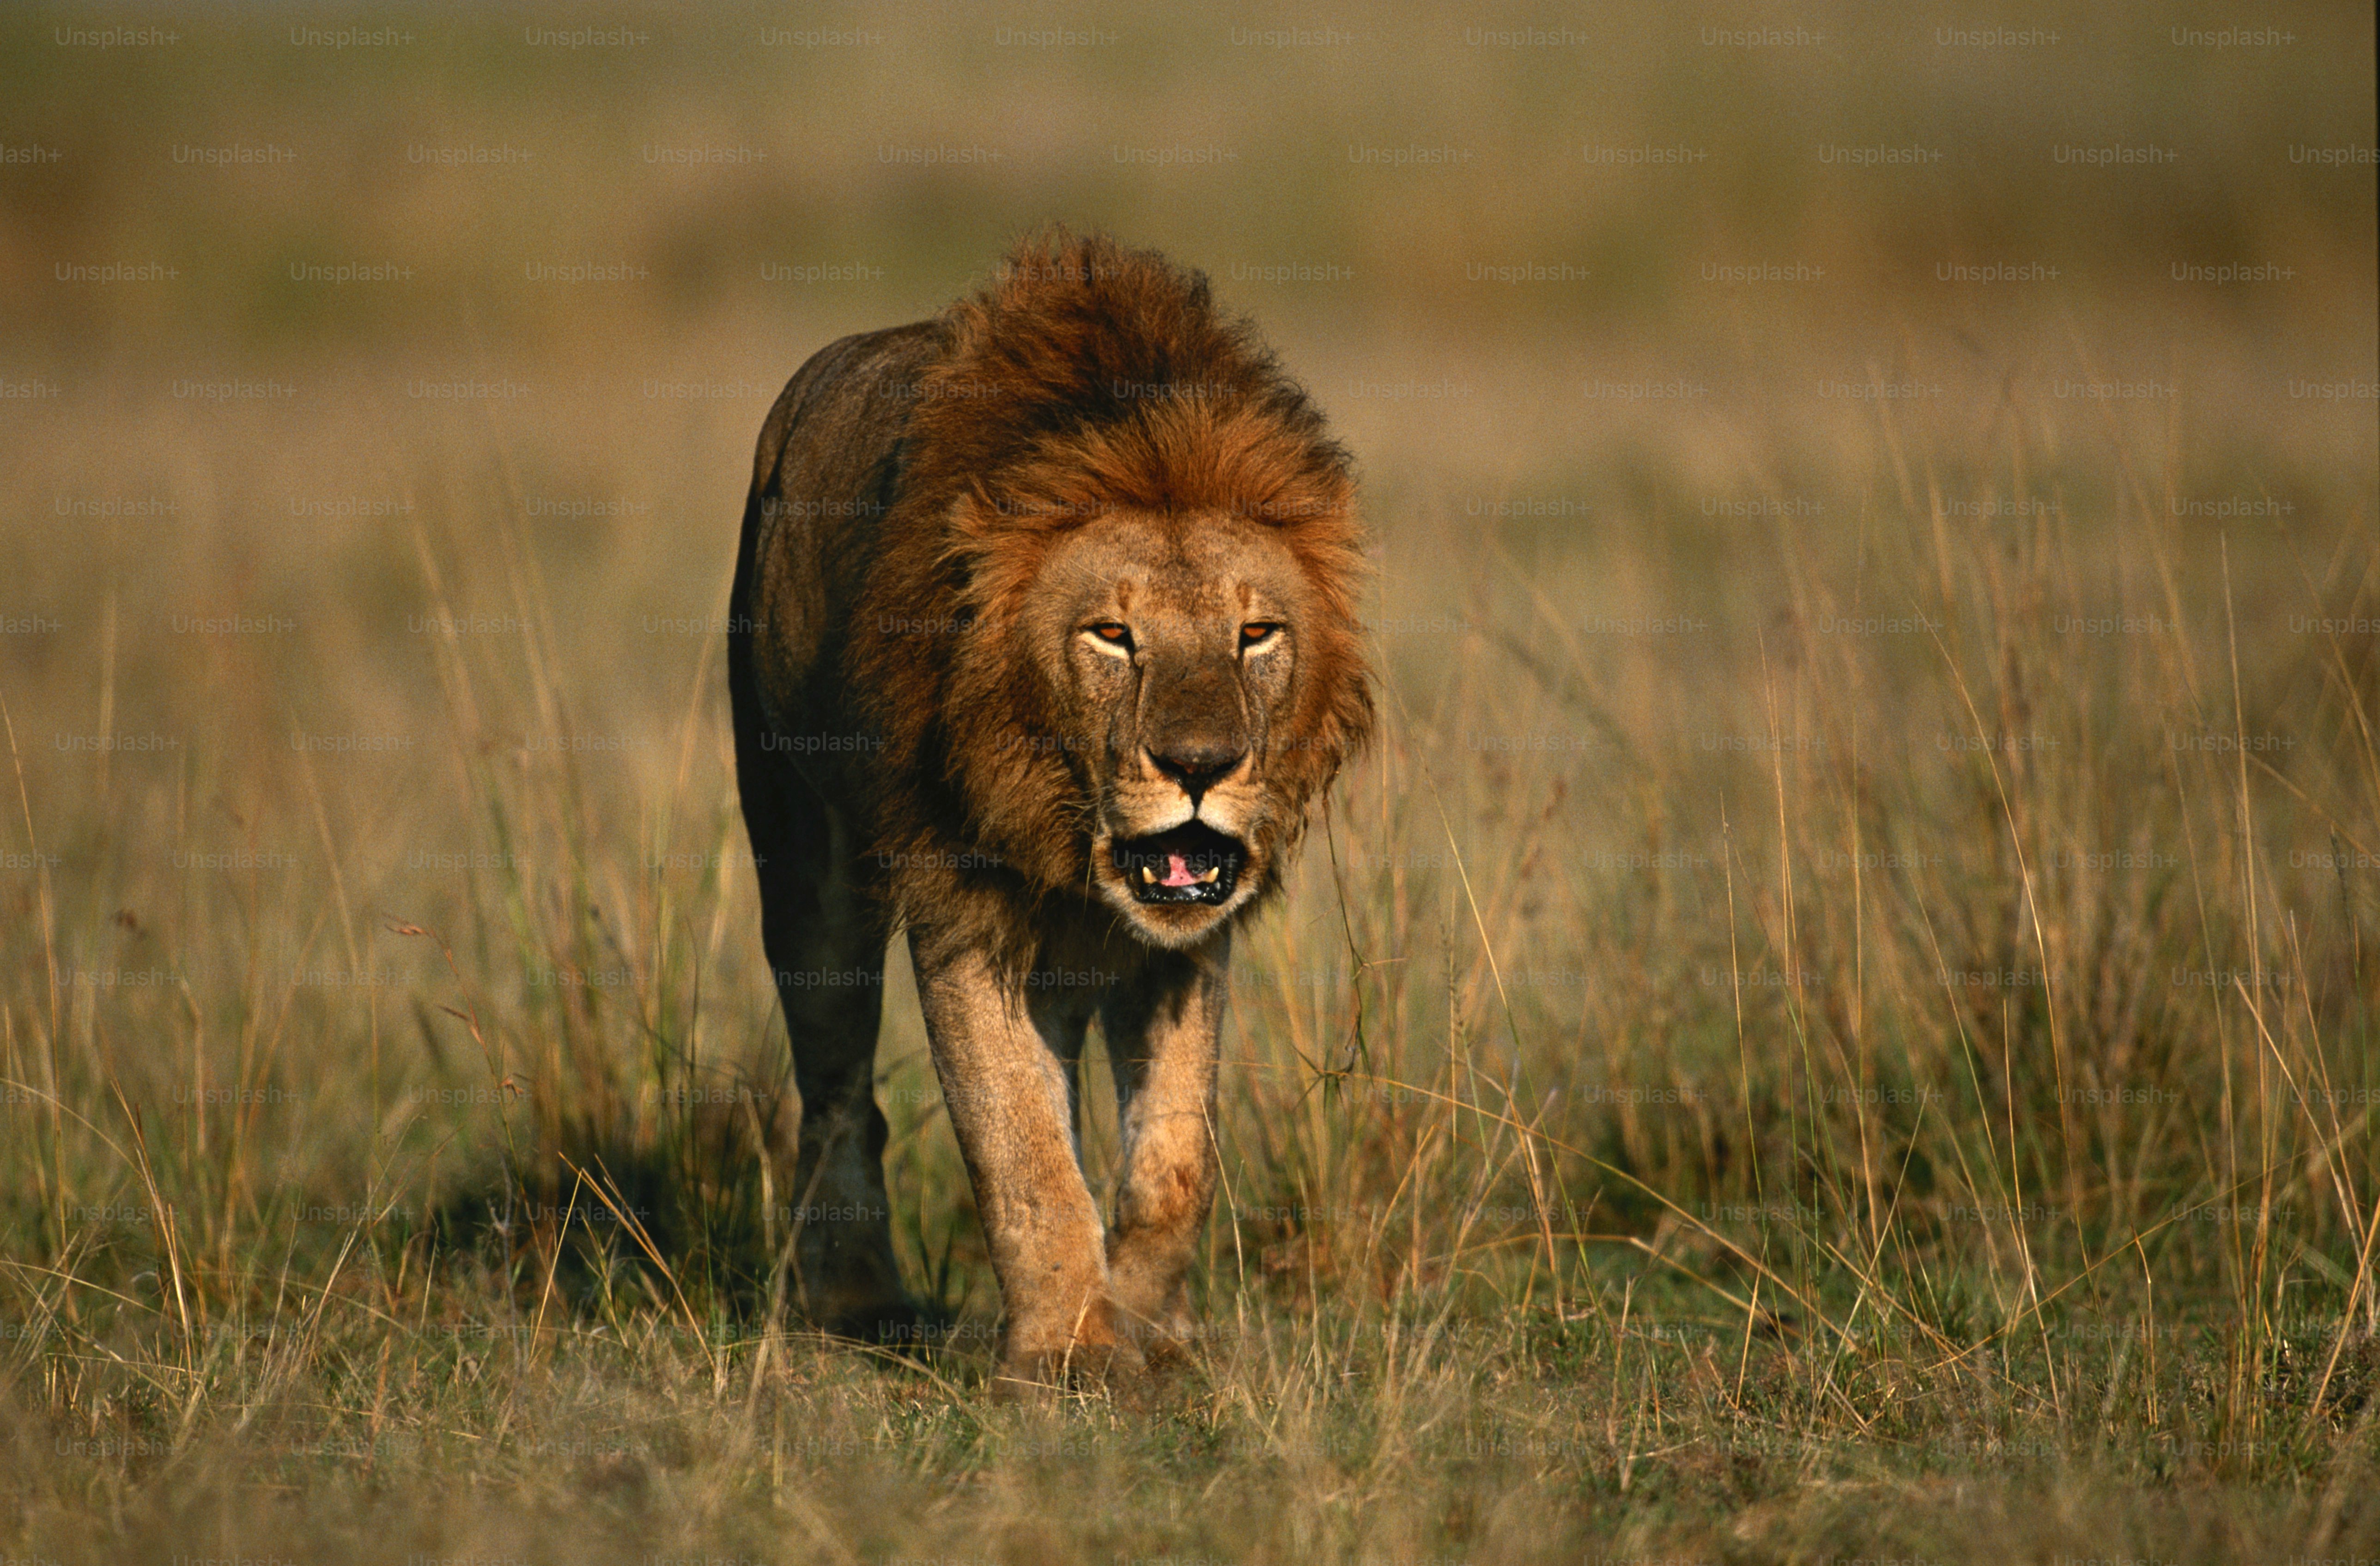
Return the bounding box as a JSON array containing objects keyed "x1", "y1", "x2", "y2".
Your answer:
[
  {"x1": 1198, "y1": 866, "x2": 1220, "y2": 883},
  {"x1": 1139, "y1": 866, "x2": 1157, "y2": 884}
]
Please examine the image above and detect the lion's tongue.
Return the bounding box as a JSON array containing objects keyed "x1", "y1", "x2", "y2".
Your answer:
[{"x1": 1161, "y1": 853, "x2": 1200, "y2": 889}]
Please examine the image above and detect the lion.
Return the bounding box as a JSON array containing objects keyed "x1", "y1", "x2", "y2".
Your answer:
[{"x1": 726, "y1": 230, "x2": 1372, "y2": 1393}]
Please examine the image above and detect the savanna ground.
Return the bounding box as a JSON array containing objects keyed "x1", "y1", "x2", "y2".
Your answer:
[{"x1": 2, "y1": 4, "x2": 2376, "y2": 1562}]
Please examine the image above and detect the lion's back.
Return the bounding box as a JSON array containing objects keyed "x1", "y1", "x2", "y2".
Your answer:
[{"x1": 732, "y1": 320, "x2": 947, "y2": 738}]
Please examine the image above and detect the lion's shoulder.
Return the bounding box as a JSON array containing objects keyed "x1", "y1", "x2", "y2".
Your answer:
[{"x1": 750, "y1": 320, "x2": 949, "y2": 501}]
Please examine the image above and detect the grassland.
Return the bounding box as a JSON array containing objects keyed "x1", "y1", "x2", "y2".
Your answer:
[{"x1": 2, "y1": 3, "x2": 2376, "y2": 1562}]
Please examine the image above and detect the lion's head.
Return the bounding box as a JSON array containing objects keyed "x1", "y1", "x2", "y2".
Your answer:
[
  {"x1": 1022, "y1": 507, "x2": 1352, "y2": 946},
  {"x1": 856, "y1": 230, "x2": 1373, "y2": 952}
]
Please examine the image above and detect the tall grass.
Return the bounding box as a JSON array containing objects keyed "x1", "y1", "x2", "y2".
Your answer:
[
  {"x1": 2, "y1": 0, "x2": 2376, "y2": 1559},
  {"x1": 4, "y1": 315, "x2": 2373, "y2": 1560}
]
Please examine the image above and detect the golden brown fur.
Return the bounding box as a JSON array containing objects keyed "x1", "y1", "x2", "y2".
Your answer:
[{"x1": 728, "y1": 230, "x2": 1371, "y2": 1387}]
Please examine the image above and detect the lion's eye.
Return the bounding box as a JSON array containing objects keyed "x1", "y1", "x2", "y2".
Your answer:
[
  {"x1": 1240, "y1": 622, "x2": 1282, "y2": 650},
  {"x1": 1087, "y1": 622, "x2": 1134, "y2": 650}
]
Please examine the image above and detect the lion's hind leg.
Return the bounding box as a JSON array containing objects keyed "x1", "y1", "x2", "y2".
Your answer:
[{"x1": 736, "y1": 745, "x2": 924, "y2": 1344}]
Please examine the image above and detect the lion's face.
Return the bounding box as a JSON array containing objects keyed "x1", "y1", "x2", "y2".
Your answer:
[{"x1": 1020, "y1": 511, "x2": 1322, "y2": 948}]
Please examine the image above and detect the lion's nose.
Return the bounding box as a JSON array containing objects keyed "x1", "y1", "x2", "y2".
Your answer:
[{"x1": 1146, "y1": 741, "x2": 1247, "y2": 807}]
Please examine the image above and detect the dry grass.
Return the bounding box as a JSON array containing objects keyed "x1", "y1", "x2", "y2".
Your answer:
[{"x1": 3, "y1": 2, "x2": 2377, "y2": 1561}]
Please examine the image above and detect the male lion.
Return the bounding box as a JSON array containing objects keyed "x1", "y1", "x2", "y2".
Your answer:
[{"x1": 727, "y1": 230, "x2": 1372, "y2": 1392}]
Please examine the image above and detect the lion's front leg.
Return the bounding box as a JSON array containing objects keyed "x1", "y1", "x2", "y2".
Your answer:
[
  {"x1": 1100, "y1": 941, "x2": 1227, "y2": 1368},
  {"x1": 909, "y1": 931, "x2": 1135, "y2": 1394}
]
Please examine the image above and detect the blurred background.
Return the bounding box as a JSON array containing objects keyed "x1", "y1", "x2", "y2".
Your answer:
[{"x1": 2, "y1": 0, "x2": 2377, "y2": 1438}]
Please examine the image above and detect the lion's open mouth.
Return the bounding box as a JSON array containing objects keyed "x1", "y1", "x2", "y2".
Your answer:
[{"x1": 1111, "y1": 822, "x2": 1246, "y2": 906}]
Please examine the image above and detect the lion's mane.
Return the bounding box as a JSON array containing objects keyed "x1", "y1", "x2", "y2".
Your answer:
[{"x1": 850, "y1": 230, "x2": 1374, "y2": 949}]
